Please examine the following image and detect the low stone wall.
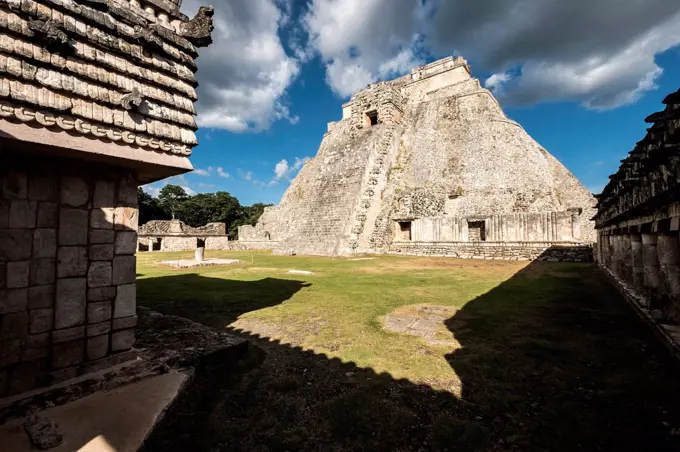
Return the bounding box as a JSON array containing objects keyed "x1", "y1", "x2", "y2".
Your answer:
[
  {"x1": 230, "y1": 241, "x2": 280, "y2": 251},
  {"x1": 389, "y1": 241, "x2": 593, "y2": 262},
  {"x1": 205, "y1": 237, "x2": 230, "y2": 250}
]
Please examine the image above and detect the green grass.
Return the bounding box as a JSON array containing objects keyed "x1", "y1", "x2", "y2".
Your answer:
[{"x1": 139, "y1": 251, "x2": 680, "y2": 452}]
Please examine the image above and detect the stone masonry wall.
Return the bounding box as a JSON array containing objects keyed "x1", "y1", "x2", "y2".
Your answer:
[
  {"x1": 390, "y1": 242, "x2": 593, "y2": 262},
  {"x1": 0, "y1": 150, "x2": 138, "y2": 397}
]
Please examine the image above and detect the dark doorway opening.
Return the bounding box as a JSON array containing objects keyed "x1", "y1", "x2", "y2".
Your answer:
[
  {"x1": 152, "y1": 238, "x2": 162, "y2": 251},
  {"x1": 397, "y1": 221, "x2": 412, "y2": 241},
  {"x1": 366, "y1": 110, "x2": 379, "y2": 127},
  {"x1": 468, "y1": 221, "x2": 486, "y2": 242},
  {"x1": 197, "y1": 238, "x2": 206, "y2": 248}
]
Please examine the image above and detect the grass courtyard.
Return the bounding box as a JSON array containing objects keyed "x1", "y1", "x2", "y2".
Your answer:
[{"x1": 139, "y1": 251, "x2": 680, "y2": 452}]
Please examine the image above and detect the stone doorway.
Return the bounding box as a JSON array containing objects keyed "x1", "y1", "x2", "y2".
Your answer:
[
  {"x1": 365, "y1": 110, "x2": 379, "y2": 127},
  {"x1": 468, "y1": 221, "x2": 486, "y2": 242},
  {"x1": 153, "y1": 238, "x2": 163, "y2": 251},
  {"x1": 396, "y1": 221, "x2": 412, "y2": 241}
]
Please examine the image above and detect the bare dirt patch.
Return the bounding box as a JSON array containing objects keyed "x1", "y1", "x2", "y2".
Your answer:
[{"x1": 382, "y1": 304, "x2": 461, "y2": 347}]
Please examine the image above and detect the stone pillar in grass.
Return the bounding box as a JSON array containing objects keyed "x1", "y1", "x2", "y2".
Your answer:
[{"x1": 195, "y1": 247, "x2": 205, "y2": 262}]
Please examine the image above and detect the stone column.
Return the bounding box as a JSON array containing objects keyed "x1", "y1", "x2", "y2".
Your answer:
[
  {"x1": 148, "y1": 238, "x2": 154, "y2": 252},
  {"x1": 657, "y1": 233, "x2": 680, "y2": 322},
  {"x1": 630, "y1": 234, "x2": 644, "y2": 292},
  {"x1": 195, "y1": 247, "x2": 205, "y2": 262},
  {"x1": 620, "y1": 234, "x2": 632, "y2": 284},
  {"x1": 642, "y1": 233, "x2": 661, "y2": 298}
]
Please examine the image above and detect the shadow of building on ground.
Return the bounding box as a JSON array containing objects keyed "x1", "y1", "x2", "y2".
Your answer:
[{"x1": 140, "y1": 249, "x2": 680, "y2": 452}]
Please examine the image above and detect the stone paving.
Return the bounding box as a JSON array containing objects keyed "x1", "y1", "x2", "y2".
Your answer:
[{"x1": 382, "y1": 304, "x2": 460, "y2": 347}]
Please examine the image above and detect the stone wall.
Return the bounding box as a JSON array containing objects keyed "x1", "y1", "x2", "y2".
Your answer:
[
  {"x1": 390, "y1": 242, "x2": 593, "y2": 262},
  {"x1": 595, "y1": 88, "x2": 680, "y2": 324},
  {"x1": 0, "y1": 151, "x2": 138, "y2": 397}
]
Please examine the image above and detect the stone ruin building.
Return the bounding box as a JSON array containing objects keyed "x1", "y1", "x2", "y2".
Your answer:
[
  {"x1": 240, "y1": 56, "x2": 596, "y2": 260},
  {"x1": 595, "y1": 88, "x2": 680, "y2": 327},
  {"x1": 137, "y1": 219, "x2": 229, "y2": 252},
  {"x1": 0, "y1": 0, "x2": 213, "y2": 397}
]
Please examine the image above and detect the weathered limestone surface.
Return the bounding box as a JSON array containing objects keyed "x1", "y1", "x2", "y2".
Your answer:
[
  {"x1": 595, "y1": 87, "x2": 680, "y2": 324},
  {"x1": 137, "y1": 219, "x2": 229, "y2": 252},
  {"x1": 241, "y1": 56, "x2": 596, "y2": 258}
]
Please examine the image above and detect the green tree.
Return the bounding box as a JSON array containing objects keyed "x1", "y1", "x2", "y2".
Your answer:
[
  {"x1": 229, "y1": 202, "x2": 272, "y2": 238},
  {"x1": 157, "y1": 185, "x2": 189, "y2": 219},
  {"x1": 138, "y1": 187, "x2": 169, "y2": 225}
]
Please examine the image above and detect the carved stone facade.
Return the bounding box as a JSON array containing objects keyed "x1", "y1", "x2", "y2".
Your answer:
[
  {"x1": 594, "y1": 88, "x2": 680, "y2": 324},
  {"x1": 137, "y1": 219, "x2": 229, "y2": 252},
  {"x1": 240, "y1": 56, "x2": 596, "y2": 259},
  {"x1": 0, "y1": 0, "x2": 213, "y2": 397}
]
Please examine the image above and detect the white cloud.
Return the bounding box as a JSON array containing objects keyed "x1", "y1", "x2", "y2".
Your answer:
[
  {"x1": 239, "y1": 170, "x2": 254, "y2": 181},
  {"x1": 193, "y1": 168, "x2": 211, "y2": 176},
  {"x1": 182, "y1": 0, "x2": 300, "y2": 131},
  {"x1": 217, "y1": 167, "x2": 231, "y2": 179},
  {"x1": 271, "y1": 157, "x2": 311, "y2": 183},
  {"x1": 303, "y1": 0, "x2": 425, "y2": 97},
  {"x1": 142, "y1": 184, "x2": 161, "y2": 198},
  {"x1": 485, "y1": 72, "x2": 513, "y2": 95}
]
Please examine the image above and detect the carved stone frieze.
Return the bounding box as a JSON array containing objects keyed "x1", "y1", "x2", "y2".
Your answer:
[{"x1": 180, "y1": 6, "x2": 215, "y2": 47}]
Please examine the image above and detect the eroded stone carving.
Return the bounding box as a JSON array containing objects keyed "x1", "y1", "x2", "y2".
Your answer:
[
  {"x1": 27, "y1": 20, "x2": 72, "y2": 53},
  {"x1": 121, "y1": 88, "x2": 145, "y2": 111},
  {"x1": 180, "y1": 6, "x2": 215, "y2": 47}
]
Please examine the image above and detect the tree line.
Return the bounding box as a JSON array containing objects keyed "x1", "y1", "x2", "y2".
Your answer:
[{"x1": 138, "y1": 185, "x2": 271, "y2": 239}]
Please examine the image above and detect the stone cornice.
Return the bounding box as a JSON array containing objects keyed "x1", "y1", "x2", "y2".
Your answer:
[{"x1": 0, "y1": 99, "x2": 192, "y2": 156}]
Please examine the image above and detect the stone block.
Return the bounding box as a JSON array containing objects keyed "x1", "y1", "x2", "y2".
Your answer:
[
  {"x1": 33, "y1": 229, "x2": 57, "y2": 258},
  {"x1": 93, "y1": 180, "x2": 116, "y2": 208},
  {"x1": 61, "y1": 176, "x2": 89, "y2": 207},
  {"x1": 57, "y1": 247, "x2": 88, "y2": 278},
  {"x1": 59, "y1": 208, "x2": 88, "y2": 246},
  {"x1": 118, "y1": 175, "x2": 138, "y2": 206},
  {"x1": 112, "y1": 315, "x2": 137, "y2": 330},
  {"x1": 0, "y1": 201, "x2": 8, "y2": 228},
  {"x1": 88, "y1": 301, "x2": 112, "y2": 324},
  {"x1": 90, "y1": 244, "x2": 114, "y2": 261},
  {"x1": 112, "y1": 256, "x2": 136, "y2": 285},
  {"x1": 27, "y1": 332, "x2": 50, "y2": 349},
  {"x1": 0, "y1": 288, "x2": 28, "y2": 314},
  {"x1": 22, "y1": 346, "x2": 49, "y2": 362},
  {"x1": 53, "y1": 326, "x2": 85, "y2": 343},
  {"x1": 3, "y1": 173, "x2": 27, "y2": 199},
  {"x1": 52, "y1": 340, "x2": 84, "y2": 369},
  {"x1": 36, "y1": 202, "x2": 58, "y2": 228},
  {"x1": 114, "y1": 207, "x2": 138, "y2": 231},
  {"x1": 9, "y1": 200, "x2": 37, "y2": 228},
  {"x1": 90, "y1": 229, "x2": 115, "y2": 244},
  {"x1": 1, "y1": 311, "x2": 29, "y2": 341},
  {"x1": 55, "y1": 278, "x2": 86, "y2": 329},
  {"x1": 0, "y1": 369, "x2": 7, "y2": 397},
  {"x1": 91, "y1": 208, "x2": 115, "y2": 230},
  {"x1": 88, "y1": 286, "x2": 116, "y2": 302},
  {"x1": 111, "y1": 329, "x2": 135, "y2": 351},
  {"x1": 657, "y1": 235, "x2": 680, "y2": 266},
  {"x1": 82, "y1": 356, "x2": 114, "y2": 374},
  {"x1": 0, "y1": 263, "x2": 5, "y2": 289},
  {"x1": 87, "y1": 335, "x2": 110, "y2": 360},
  {"x1": 87, "y1": 321, "x2": 111, "y2": 337},
  {"x1": 29, "y1": 308, "x2": 54, "y2": 334},
  {"x1": 87, "y1": 262, "x2": 112, "y2": 288},
  {"x1": 28, "y1": 175, "x2": 58, "y2": 202},
  {"x1": 113, "y1": 349, "x2": 137, "y2": 365},
  {"x1": 115, "y1": 231, "x2": 138, "y2": 255},
  {"x1": 113, "y1": 283, "x2": 136, "y2": 318},
  {"x1": 7, "y1": 261, "x2": 30, "y2": 288},
  {"x1": 50, "y1": 366, "x2": 78, "y2": 384},
  {"x1": 8, "y1": 362, "x2": 37, "y2": 395},
  {"x1": 0, "y1": 229, "x2": 33, "y2": 261},
  {"x1": 0, "y1": 339, "x2": 22, "y2": 366},
  {"x1": 29, "y1": 285, "x2": 55, "y2": 309},
  {"x1": 30, "y1": 259, "x2": 56, "y2": 286}
]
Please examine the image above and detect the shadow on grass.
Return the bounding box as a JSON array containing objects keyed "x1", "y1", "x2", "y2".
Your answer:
[{"x1": 140, "y1": 249, "x2": 680, "y2": 452}]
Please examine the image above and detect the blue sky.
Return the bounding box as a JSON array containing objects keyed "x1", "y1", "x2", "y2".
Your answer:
[{"x1": 145, "y1": 0, "x2": 680, "y2": 206}]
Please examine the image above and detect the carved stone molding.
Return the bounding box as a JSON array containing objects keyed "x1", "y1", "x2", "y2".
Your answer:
[
  {"x1": 180, "y1": 6, "x2": 215, "y2": 48},
  {"x1": 121, "y1": 88, "x2": 145, "y2": 111},
  {"x1": 0, "y1": 100, "x2": 191, "y2": 157}
]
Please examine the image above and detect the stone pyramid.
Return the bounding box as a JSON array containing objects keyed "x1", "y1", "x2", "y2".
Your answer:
[{"x1": 240, "y1": 57, "x2": 596, "y2": 256}]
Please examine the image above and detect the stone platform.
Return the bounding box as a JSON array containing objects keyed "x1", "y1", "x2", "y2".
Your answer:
[
  {"x1": 160, "y1": 258, "x2": 244, "y2": 268},
  {"x1": 0, "y1": 308, "x2": 247, "y2": 448}
]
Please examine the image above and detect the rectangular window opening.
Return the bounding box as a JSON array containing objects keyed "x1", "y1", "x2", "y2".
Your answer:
[{"x1": 367, "y1": 110, "x2": 379, "y2": 126}]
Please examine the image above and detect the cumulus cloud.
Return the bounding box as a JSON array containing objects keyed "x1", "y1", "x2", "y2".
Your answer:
[
  {"x1": 303, "y1": 0, "x2": 426, "y2": 97},
  {"x1": 193, "y1": 168, "x2": 211, "y2": 176},
  {"x1": 217, "y1": 167, "x2": 231, "y2": 179},
  {"x1": 271, "y1": 157, "x2": 311, "y2": 184},
  {"x1": 430, "y1": 0, "x2": 680, "y2": 109},
  {"x1": 182, "y1": 0, "x2": 300, "y2": 131}
]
